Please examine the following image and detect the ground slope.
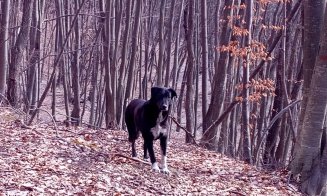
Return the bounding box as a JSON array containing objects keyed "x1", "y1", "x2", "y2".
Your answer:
[{"x1": 0, "y1": 109, "x2": 301, "y2": 195}]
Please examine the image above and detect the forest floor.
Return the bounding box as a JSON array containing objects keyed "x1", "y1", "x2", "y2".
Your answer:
[{"x1": 0, "y1": 108, "x2": 302, "y2": 196}]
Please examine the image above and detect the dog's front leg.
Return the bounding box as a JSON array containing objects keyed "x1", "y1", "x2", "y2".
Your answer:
[
  {"x1": 145, "y1": 139, "x2": 160, "y2": 172},
  {"x1": 160, "y1": 136, "x2": 169, "y2": 173},
  {"x1": 143, "y1": 142, "x2": 149, "y2": 161},
  {"x1": 131, "y1": 141, "x2": 137, "y2": 157}
]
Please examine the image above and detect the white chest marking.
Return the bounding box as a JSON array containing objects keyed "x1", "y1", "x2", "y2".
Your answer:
[
  {"x1": 150, "y1": 112, "x2": 167, "y2": 139},
  {"x1": 150, "y1": 124, "x2": 167, "y2": 139}
]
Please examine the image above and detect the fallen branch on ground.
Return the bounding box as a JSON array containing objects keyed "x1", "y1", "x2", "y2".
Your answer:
[
  {"x1": 111, "y1": 153, "x2": 179, "y2": 175},
  {"x1": 111, "y1": 153, "x2": 151, "y2": 165}
]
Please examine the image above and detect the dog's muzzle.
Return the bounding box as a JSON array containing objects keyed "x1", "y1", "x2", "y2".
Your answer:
[{"x1": 161, "y1": 104, "x2": 168, "y2": 111}]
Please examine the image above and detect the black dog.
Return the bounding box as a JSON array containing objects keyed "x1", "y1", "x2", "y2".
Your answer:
[{"x1": 125, "y1": 87, "x2": 177, "y2": 173}]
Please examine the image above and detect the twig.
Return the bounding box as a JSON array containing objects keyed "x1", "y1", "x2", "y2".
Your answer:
[
  {"x1": 216, "y1": 187, "x2": 234, "y2": 193},
  {"x1": 111, "y1": 153, "x2": 179, "y2": 175},
  {"x1": 111, "y1": 153, "x2": 151, "y2": 165},
  {"x1": 229, "y1": 190, "x2": 246, "y2": 196},
  {"x1": 15, "y1": 119, "x2": 32, "y2": 129},
  {"x1": 31, "y1": 108, "x2": 58, "y2": 132},
  {"x1": 0, "y1": 93, "x2": 10, "y2": 105},
  {"x1": 169, "y1": 115, "x2": 199, "y2": 145}
]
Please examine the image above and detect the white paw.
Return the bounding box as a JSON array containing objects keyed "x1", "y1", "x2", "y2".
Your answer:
[
  {"x1": 161, "y1": 167, "x2": 170, "y2": 174},
  {"x1": 151, "y1": 162, "x2": 160, "y2": 172}
]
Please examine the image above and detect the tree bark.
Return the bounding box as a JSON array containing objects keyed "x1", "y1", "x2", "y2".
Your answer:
[
  {"x1": 200, "y1": 0, "x2": 208, "y2": 130},
  {"x1": 26, "y1": 0, "x2": 44, "y2": 114},
  {"x1": 0, "y1": 0, "x2": 10, "y2": 99},
  {"x1": 156, "y1": 0, "x2": 166, "y2": 86},
  {"x1": 171, "y1": 0, "x2": 184, "y2": 90},
  {"x1": 117, "y1": 0, "x2": 132, "y2": 127},
  {"x1": 263, "y1": 53, "x2": 284, "y2": 164},
  {"x1": 164, "y1": 0, "x2": 175, "y2": 87},
  {"x1": 184, "y1": 0, "x2": 195, "y2": 143},
  {"x1": 7, "y1": 0, "x2": 33, "y2": 106},
  {"x1": 291, "y1": 3, "x2": 327, "y2": 194},
  {"x1": 296, "y1": 0, "x2": 325, "y2": 142},
  {"x1": 123, "y1": 0, "x2": 142, "y2": 118},
  {"x1": 71, "y1": 0, "x2": 82, "y2": 125},
  {"x1": 242, "y1": 0, "x2": 253, "y2": 164}
]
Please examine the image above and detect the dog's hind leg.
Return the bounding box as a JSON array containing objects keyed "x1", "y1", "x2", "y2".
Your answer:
[
  {"x1": 125, "y1": 113, "x2": 139, "y2": 157},
  {"x1": 160, "y1": 136, "x2": 169, "y2": 173}
]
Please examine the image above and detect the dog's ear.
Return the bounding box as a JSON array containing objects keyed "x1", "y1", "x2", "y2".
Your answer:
[{"x1": 168, "y1": 88, "x2": 177, "y2": 98}]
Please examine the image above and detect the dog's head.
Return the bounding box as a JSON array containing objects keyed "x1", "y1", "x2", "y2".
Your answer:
[{"x1": 150, "y1": 87, "x2": 177, "y2": 111}]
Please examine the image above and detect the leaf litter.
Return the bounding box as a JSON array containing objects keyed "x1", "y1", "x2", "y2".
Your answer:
[{"x1": 0, "y1": 109, "x2": 301, "y2": 195}]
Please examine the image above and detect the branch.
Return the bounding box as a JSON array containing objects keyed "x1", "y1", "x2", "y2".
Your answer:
[
  {"x1": 111, "y1": 153, "x2": 179, "y2": 175},
  {"x1": 169, "y1": 115, "x2": 199, "y2": 145},
  {"x1": 32, "y1": 108, "x2": 58, "y2": 130},
  {"x1": 111, "y1": 153, "x2": 151, "y2": 165},
  {"x1": 254, "y1": 100, "x2": 301, "y2": 160}
]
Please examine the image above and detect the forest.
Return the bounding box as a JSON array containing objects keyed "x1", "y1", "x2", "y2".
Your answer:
[{"x1": 0, "y1": 0, "x2": 326, "y2": 195}]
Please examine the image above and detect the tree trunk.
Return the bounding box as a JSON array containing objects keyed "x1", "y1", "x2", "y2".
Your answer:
[
  {"x1": 171, "y1": 0, "x2": 184, "y2": 90},
  {"x1": 0, "y1": 0, "x2": 10, "y2": 100},
  {"x1": 296, "y1": 0, "x2": 324, "y2": 150},
  {"x1": 200, "y1": 0, "x2": 208, "y2": 130},
  {"x1": 164, "y1": 0, "x2": 175, "y2": 87},
  {"x1": 7, "y1": 0, "x2": 33, "y2": 106},
  {"x1": 117, "y1": 0, "x2": 132, "y2": 127},
  {"x1": 123, "y1": 0, "x2": 142, "y2": 118},
  {"x1": 71, "y1": 0, "x2": 81, "y2": 125},
  {"x1": 263, "y1": 53, "x2": 284, "y2": 164},
  {"x1": 184, "y1": 0, "x2": 195, "y2": 143},
  {"x1": 100, "y1": 0, "x2": 116, "y2": 128},
  {"x1": 201, "y1": 0, "x2": 234, "y2": 149},
  {"x1": 26, "y1": 0, "x2": 43, "y2": 113},
  {"x1": 242, "y1": 0, "x2": 253, "y2": 164},
  {"x1": 291, "y1": 3, "x2": 327, "y2": 195},
  {"x1": 156, "y1": 0, "x2": 166, "y2": 86}
]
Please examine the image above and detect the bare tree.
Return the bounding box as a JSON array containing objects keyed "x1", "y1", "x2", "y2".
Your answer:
[
  {"x1": 242, "y1": 0, "x2": 253, "y2": 164},
  {"x1": 291, "y1": 1, "x2": 327, "y2": 194},
  {"x1": 164, "y1": 0, "x2": 176, "y2": 87},
  {"x1": 7, "y1": 0, "x2": 33, "y2": 106},
  {"x1": 0, "y1": 0, "x2": 10, "y2": 100},
  {"x1": 201, "y1": 0, "x2": 234, "y2": 149},
  {"x1": 184, "y1": 0, "x2": 195, "y2": 143},
  {"x1": 156, "y1": 0, "x2": 166, "y2": 86},
  {"x1": 123, "y1": 0, "x2": 142, "y2": 119},
  {"x1": 117, "y1": 0, "x2": 132, "y2": 127},
  {"x1": 26, "y1": 0, "x2": 44, "y2": 113},
  {"x1": 70, "y1": 0, "x2": 82, "y2": 125},
  {"x1": 200, "y1": 0, "x2": 208, "y2": 129}
]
